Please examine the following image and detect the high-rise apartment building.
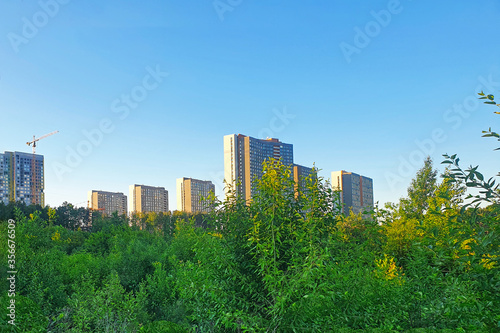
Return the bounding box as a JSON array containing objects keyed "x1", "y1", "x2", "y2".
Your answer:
[
  {"x1": 176, "y1": 177, "x2": 215, "y2": 213},
  {"x1": 224, "y1": 134, "x2": 294, "y2": 201},
  {"x1": 0, "y1": 151, "x2": 44, "y2": 206},
  {"x1": 293, "y1": 164, "x2": 316, "y2": 196},
  {"x1": 88, "y1": 190, "x2": 127, "y2": 216},
  {"x1": 128, "y1": 184, "x2": 169, "y2": 214},
  {"x1": 331, "y1": 171, "x2": 373, "y2": 215}
]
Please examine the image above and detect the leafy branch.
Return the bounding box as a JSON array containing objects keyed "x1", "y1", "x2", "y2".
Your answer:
[
  {"x1": 478, "y1": 91, "x2": 499, "y2": 109},
  {"x1": 442, "y1": 153, "x2": 499, "y2": 205},
  {"x1": 440, "y1": 92, "x2": 500, "y2": 205},
  {"x1": 478, "y1": 91, "x2": 500, "y2": 150}
]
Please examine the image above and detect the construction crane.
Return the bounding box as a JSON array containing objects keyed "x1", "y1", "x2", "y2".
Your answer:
[
  {"x1": 87, "y1": 200, "x2": 105, "y2": 211},
  {"x1": 26, "y1": 131, "x2": 59, "y2": 205},
  {"x1": 26, "y1": 130, "x2": 59, "y2": 154}
]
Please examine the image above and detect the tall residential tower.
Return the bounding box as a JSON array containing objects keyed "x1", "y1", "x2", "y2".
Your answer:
[
  {"x1": 88, "y1": 190, "x2": 127, "y2": 216},
  {"x1": 331, "y1": 170, "x2": 373, "y2": 215},
  {"x1": 176, "y1": 178, "x2": 215, "y2": 213},
  {"x1": 128, "y1": 184, "x2": 169, "y2": 215},
  {"x1": 293, "y1": 164, "x2": 316, "y2": 196},
  {"x1": 224, "y1": 134, "x2": 293, "y2": 201},
  {"x1": 0, "y1": 151, "x2": 44, "y2": 206}
]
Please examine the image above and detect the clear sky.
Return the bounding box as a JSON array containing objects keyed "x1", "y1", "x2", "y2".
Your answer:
[{"x1": 1, "y1": 0, "x2": 499, "y2": 209}]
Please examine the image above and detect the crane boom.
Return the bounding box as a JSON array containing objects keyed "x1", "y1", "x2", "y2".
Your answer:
[{"x1": 26, "y1": 130, "x2": 59, "y2": 154}]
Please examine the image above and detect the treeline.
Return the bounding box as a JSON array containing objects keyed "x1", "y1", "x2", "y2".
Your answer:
[
  {"x1": 1, "y1": 158, "x2": 499, "y2": 332},
  {"x1": 0, "y1": 201, "x2": 208, "y2": 232}
]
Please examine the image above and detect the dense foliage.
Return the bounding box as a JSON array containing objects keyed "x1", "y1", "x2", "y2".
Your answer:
[
  {"x1": 1, "y1": 94, "x2": 499, "y2": 332},
  {"x1": 1, "y1": 157, "x2": 499, "y2": 332}
]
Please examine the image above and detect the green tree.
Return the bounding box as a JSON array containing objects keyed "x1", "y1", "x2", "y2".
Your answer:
[
  {"x1": 173, "y1": 160, "x2": 347, "y2": 331},
  {"x1": 55, "y1": 202, "x2": 90, "y2": 230},
  {"x1": 406, "y1": 156, "x2": 438, "y2": 219},
  {"x1": 382, "y1": 158, "x2": 464, "y2": 259}
]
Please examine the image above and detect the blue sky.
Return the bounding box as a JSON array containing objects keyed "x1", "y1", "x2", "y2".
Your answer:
[{"x1": 1, "y1": 0, "x2": 499, "y2": 209}]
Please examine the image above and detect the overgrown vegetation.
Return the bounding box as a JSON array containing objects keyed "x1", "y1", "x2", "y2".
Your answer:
[
  {"x1": 1, "y1": 94, "x2": 499, "y2": 332},
  {"x1": 1, "y1": 156, "x2": 499, "y2": 332}
]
